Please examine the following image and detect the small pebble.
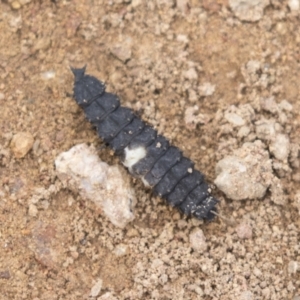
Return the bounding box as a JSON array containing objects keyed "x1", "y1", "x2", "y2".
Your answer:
[
  {"x1": 110, "y1": 43, "x2": 132, "y2": 63},
  {"x1": 240, "y1": 290, "x2": 254, "y2": 300},
  {"x1": 288, "y1": 0, "x2": 300, "y2": 11},
  {"x1": 229, "y1": 0, "x2": 269, "y2": 22},
  {"x1": 288, "y1": 261, "x2": 298, "y2": 275},
  {"x1": 236, "y1": 222, "x2": 252, "y2": 239},
  {"x1": 89, "y1": 279, "x2": 103, "y2": 297},
  {"x1": 10, "y1": 1, "x2": 21, "y2": 9},
  {"x1": 278, "y1": 100, "x2": 293, "y2": 112},
  {"x1": 189, "y1": 229, "x2": 207, "y2": 253},
  {"x1": 10, "y1": 132, "x2": 34, "y2": 158},
  {"x1": 184, "y1": 68, "x2": 198, "y2": 80},
  {"x1": 28, "y1": 204, "x2": 38, "y2": 217},
  {"x1": 269, "y1": 134, "x2": 290, "y2": 161},
  {"x1": 224, "y1": 112, "x2": 245, "y2": 127},
  {"x1": 41, "y1": 71, "x2": 56, "y2": 80},
  {"x1": 199, "y1": 82, "x2": 216, "y2": 96},
  {"x1": 113, "y1": 244, "x2": 128, "y2": 256}
]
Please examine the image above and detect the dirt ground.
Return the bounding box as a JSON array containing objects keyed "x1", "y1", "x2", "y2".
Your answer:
[{"x1": 0, "y1": 0, "x2": 300, "y2": 299}]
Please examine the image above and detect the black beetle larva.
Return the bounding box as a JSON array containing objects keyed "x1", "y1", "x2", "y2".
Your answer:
[{"x1": 71, "y1": 66, "x2": 218, "y2": 220}]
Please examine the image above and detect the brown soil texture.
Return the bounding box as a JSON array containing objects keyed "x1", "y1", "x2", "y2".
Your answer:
[{"x1": 0, "y1": 1, "x2": 300, "y2": 299}]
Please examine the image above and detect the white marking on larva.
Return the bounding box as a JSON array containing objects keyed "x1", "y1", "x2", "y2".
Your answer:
[
  {"x1": 188, "y1": 168, "x2": 193, "y2": 173},
  {"x1": 123, "y1": 146, "x2": 147, "y2": 171},
  {"x1": 156, "y1": 142, "x2": 161, "y2": 148}
]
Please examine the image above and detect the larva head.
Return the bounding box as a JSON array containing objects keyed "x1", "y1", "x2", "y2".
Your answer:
[{"x1": 71, "y1": 66, "x2": 106, "y2": 108}]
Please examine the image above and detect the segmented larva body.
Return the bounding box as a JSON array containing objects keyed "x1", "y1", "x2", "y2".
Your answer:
[{"x1": 71, "y1": 67, "x2": 218, "y2": 220}]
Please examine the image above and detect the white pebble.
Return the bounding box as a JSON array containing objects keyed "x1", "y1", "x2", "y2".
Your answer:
[
  {"x1": 177, "y1": 34, "x2": 189, "y2": 43},
  {"x1": 28, "y1": 204, "x2": 38, "y2": 217},
  {"x1": 255, "y1": 119, "x2": 277, "y2": 141},
  {"x1": 236, "y1": 222, "x2": 252, "y2": 239},
  {"x1": 110, "y1": 40, "x2": 132, "y2": 63},
  {"x1": 184, "y1": 106, "x2": 209, "y2": 130},
  {"x1": 288, "y1": 261, "x2": 298, "y2": 274},
  {"x1": 288, "y1": 0, "x2": 300, "y2": 11},
  {"x1": 229, "y1": 0, "x2": 269, "y2": 22},
  {"x1": 260, "y1": 96, "x2": 278, "y2": 114},
  {"x1": 240, "y1": 290, "x2": 254, "y2": 300},
  {"x1": 214, "y1": 142, "x2": 270, "y2": 200},
  {"x1": 113, "y1": 244, "x2": 128, "y2": 256},
  {"x1": 189, "y1": 229, "x2": 207, "y2": 253},
  {"x1": 224, "y1": 112, "x2": 245, "y2": 126},
  {"x1": 184, "y1": 68, "x2": 198, "y2": 80},
  {"x1": 237, "y1": 126, "x2": 251, "y2": 138},
  {"x1": 269, "y1": 133, "x2": 290, "y2": 161},
  {"x1": 89, "y1": 279, "x2": 103, "y2": 297},
  {"x1": 41, "y1": 71, "x2": 56, "y2": 80},
  {"x1": 278, "y1": 100, "x2": 293, "y2": 112},
  {"x1": 199, "y1": 82, "x2": 215, "y2": 96},
  {"x1": 55, "y1": 144, "x2": 136, "y2": 228},
  {"x1": 131, "y1": 0, "x2": 142, "y2": 7}
]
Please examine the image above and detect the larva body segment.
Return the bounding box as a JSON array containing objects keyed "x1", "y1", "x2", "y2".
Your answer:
[{"x1": 71, "y1": 67, "x2": 218, "y2": 220}]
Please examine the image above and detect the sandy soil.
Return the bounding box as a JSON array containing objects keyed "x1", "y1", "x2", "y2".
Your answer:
[{"x1": 0, "y1": 0, "x2": 300, "y2": 299}]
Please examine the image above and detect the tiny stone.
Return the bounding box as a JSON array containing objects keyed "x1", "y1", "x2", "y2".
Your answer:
[
  {"x1": 240, "y1": 290, "x2": 254, "y2": 300},
  {"x1": 28, "y1": 204, "x2": 38, "y2": 217},
  {"x1": 278, "y1": 100, "x2": 293, "y2": 112},
  {"x1": 260, "y1": 96, "x2": 278, "y2": 114},
  {"x1": 10, "y1": 132, "x2": 34, "y2": 158},
  {"x1": 19, "y1": 0, "x2": 32, "y2": 4},
  {"x1": 288, "y1": 261, "x2": 298, "y2": 274},
  {"x1": 199, "y1": 82, "x2": 215, "y2": 96},
  {"x1": 177, "y1": 0, "x2": 189, "y2": 13},
  {"x1": 236, "y1": 222, "x2": 252, "y2": 239},
  {"x1": 288, "y1": 0, "x2": 300, "y2": 11},
  {"x1": 177, "y1": 34, "x2": 189, "y2": 43},
  {"x1": 189, "y1": 229, "x2": 207, "y2": 253},
  {"x1": 184, "y1": 68, "x2": 198, "y2": 80},
  {"x1": 224, "y1": 112, "x2": 245, "y2": 126},
  {"x1": 0, "y1": 93, "x2": 4, "y2": 100},
  {"x1": 113, "y1": 244, "x2": 128, "y2": 256},
  {"x1": 269, "y1": 134, "x2": 290, "y2": 161},
  {"x1": 11, "y1": 1, "x2": 21, "y2": 9},
  {"x1": 110, "y1": 43, "x2": 132, "y2": 63},
  {"x1": 41, "y1": 71, "x2": 56, "y2": 80},
  {"x1": 184, "y1": 106, "x2": 209, "y2": 130},
  {"x1": 89, "y1": 279, "x2": 102, "y2": 297},
  {"x1": 237, "y1": 126, "x2": 251, "y2": 138},
  {"x1": 229, "y1": 0, "x2": 269, "y2": 22},
  {"x1": 131, "y1": 0, "x2": 142, "y2": 7}
]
